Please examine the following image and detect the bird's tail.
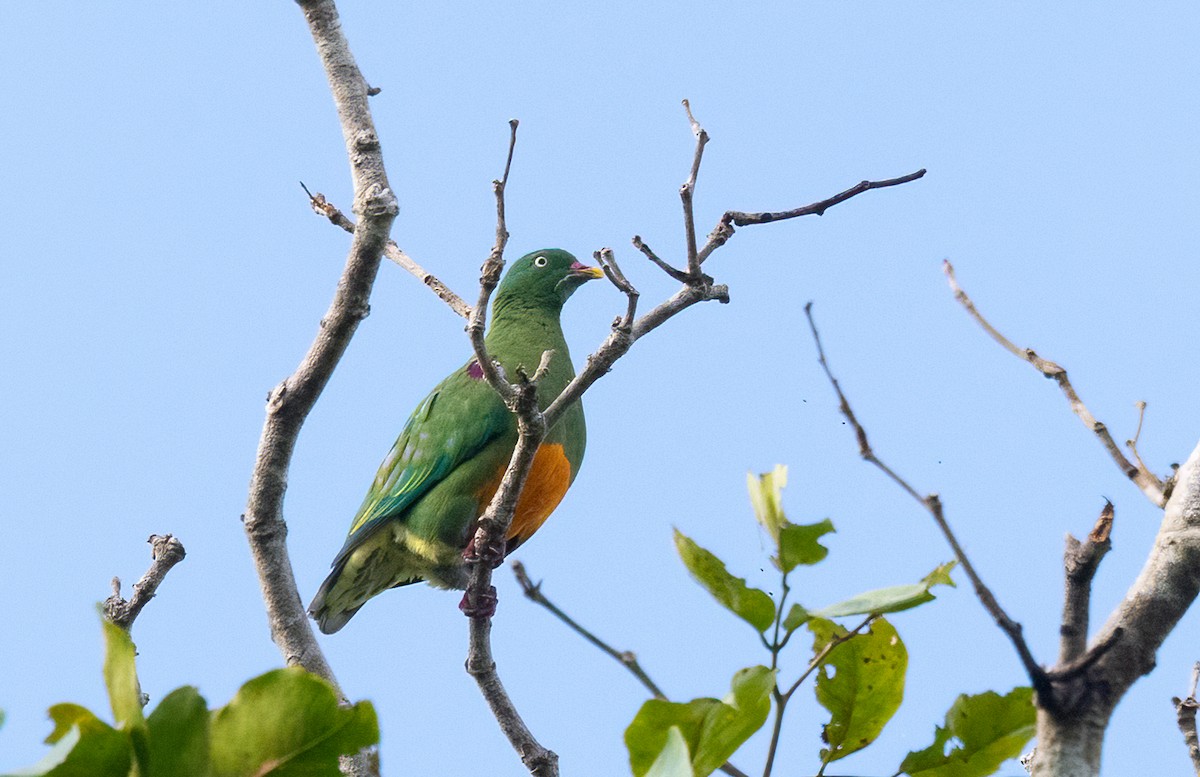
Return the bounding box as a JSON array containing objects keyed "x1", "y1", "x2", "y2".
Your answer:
[{"x1": 307, "y1": 559, "x2": 362, "y2": 635}]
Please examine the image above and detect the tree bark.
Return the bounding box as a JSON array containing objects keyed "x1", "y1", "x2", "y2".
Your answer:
[{"x1": 1034, "y1": 440, "x2": 1200, "y2": 775}]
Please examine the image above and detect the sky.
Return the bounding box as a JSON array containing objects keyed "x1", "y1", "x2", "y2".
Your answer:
[{"x1": 3, "y1": 2, "x2": 1200, "y2": 775}]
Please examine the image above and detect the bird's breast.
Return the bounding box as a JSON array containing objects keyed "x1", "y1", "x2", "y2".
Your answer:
[{"x1": 475, "y1": 442, "x2": 574, "y2": 546}]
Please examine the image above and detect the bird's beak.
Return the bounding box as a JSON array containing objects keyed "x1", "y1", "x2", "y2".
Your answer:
[{"x1": 570, "y1": 261, "x2": 604, "y2": 281}]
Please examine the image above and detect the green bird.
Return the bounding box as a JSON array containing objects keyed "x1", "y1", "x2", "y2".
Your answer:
[{"x1": 309, "y1": 249, "x2": 603, "y2": 633}]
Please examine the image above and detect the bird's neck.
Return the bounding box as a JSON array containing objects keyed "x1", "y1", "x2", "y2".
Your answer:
[{"x1": 485, "y1": 306, "x2": 574, "y2": 391}]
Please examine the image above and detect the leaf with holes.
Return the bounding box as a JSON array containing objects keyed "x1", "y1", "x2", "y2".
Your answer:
[
  {"x1": 899, "y1": 687, "x2": 1035, "y2": 776},
  {"x1": 812, "y1": 616, "x2": 907, "y2": 765}
]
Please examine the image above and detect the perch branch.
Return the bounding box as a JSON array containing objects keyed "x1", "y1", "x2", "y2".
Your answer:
[
  {"x1": 245, "y1": 7, "x2": 394, "y2": 777},
  {"x1": 943, "y1": 260, "x2": 1166, "y2": 507},
  {"x1": 1174, "y1": 663, "x2": 1200, "y2": 776},
  {"x1": 453, "y1": 104, "x2": 923, "y2": 775},
  {"x1": 301, "y1": 182, "x2": 471, "y2": 318},
  {"x1": 1058, "y1": 501, "x2": 1114, "y2": 664},
  {"x1": 103, "y1": 534, "x2": 187, "y2": 631},
  {"x1": 460, "y1": 121, "x2": 561, "y2": 776},
  {"x1": 803, "y1": 302, "x2": 1053, "y2": 706}
]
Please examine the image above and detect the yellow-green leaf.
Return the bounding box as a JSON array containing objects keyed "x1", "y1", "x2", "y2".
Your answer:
[
  {"x1": 899, "y1": 688, "x2": 1035, "y2": 777},
  {"x1": 674, "y1": 529, "x2": 775, "y2": 633},
  {"x1": 812, "y1": 617, "x2": 907, "y2": 765}
]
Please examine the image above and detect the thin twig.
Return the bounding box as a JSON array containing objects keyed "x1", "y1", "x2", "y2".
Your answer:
[
  {"x1": 803, "y1": 302, "x2": 1054, "y2": 707},
  {"x1": 680, "y1": 99, "x2": 709, "y2": 278},
  {"x1": 1175, "y1": 662, "x2": 1200, "y2": 775},
  {"x1": 594, "y1": 249, "x2": 639, "y2": 332},
  {"x1": 632, "y1": 235, "x2": 690, "y2": 283},
  {"x1": 103, "y1": 534, "x2": 187, "y2": 631},
  {"x1": 300, "y1": 182, "x2": 471, "y2": 318},
  {"x1": 512, "y1": 561, "x2": 666, "y2": 699},
  {"x1": 1126, "y1": 400, "x2": 1161, "y2": 489},
  {"x1": 695, "y1": 169, "x2": 927, "y2": 264},
  {"x1": 246, "y1": 5, "x2": 395, "y2": 775},
  {"x1": 1046, "y1": 627, "x2": 1122, "y2": 682},
  {"x1": 1058, "y1": 501, "x2": 1114, "y2": 664},
  {"x1": 510, "y1": 562, "x2": 749, "y2": 777},
  {"x1": 943, "y1": 260, "x2": 1166, "y2": 507},
  {"x1": 765, "y1": 615, "x2": 876, "y2": 777}
]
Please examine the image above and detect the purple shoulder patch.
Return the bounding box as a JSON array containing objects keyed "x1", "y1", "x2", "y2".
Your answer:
[{"x1": 466, "y1": 360, "x2": 484, "y2": 380}]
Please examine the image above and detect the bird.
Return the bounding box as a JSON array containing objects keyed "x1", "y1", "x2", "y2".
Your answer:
[{"x1": 308, "y1": 249, "x2": 603, "y2": 633}]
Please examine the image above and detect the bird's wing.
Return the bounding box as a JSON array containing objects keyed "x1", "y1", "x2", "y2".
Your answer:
[{"x1": 331, "y1": 368, "x2": 510, "y2": 566}]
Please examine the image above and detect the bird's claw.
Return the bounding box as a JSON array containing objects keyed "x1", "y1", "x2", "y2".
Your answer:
[
  {"x1": 463, "y1": 532, "x2": 507, "y2": 569},
  {"x1": 459, "y1": 586, "x2": 498, "y2": 618}
]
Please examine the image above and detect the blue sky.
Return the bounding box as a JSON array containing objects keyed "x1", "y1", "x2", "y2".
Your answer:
[{"x1": 3, "y1": 3, "x2": 1200, "y2": 775}]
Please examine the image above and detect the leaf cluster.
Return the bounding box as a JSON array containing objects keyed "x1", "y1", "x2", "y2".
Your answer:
[
  {"x1": 3, "y1": 617, "x2": 377, "y2": 777},
  {"x1": 624, "y1": 466, "x2": 1033, "y2": 777}
]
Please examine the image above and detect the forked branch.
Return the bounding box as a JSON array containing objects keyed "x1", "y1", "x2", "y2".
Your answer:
[
  {"x1": 103, "y1": 534, "x2": 187, "y2": 632},
  {"x1": 245, "y1": 4, "x2": 394, "y2": 775}
]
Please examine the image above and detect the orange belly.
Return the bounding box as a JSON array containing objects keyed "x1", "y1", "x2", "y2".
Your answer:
[{"x1": 476, "y1": 443, "x2": 573, "y2": 546}]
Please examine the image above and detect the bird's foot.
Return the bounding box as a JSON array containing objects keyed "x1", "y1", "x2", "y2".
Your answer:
[
  {"x1": 463, "y1": 532, "x2": 507, "y2": 569},
  {"x1": 459, "y1": 586, "x2": 498, "y2": 618}
]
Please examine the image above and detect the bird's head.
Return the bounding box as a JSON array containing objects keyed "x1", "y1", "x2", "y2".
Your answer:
[{"x1": 492, "y1": 249, "x2": 604, "y2": 316}]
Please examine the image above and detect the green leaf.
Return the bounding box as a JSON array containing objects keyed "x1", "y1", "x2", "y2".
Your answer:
[
  {"x1": 812, "y1": 617, "x2": 907, "y2": 765},
  {"x1": 210, "y1": 667, "x2": 378, "y2": 777},
  {"x1": 628, "y1": 699, "x2": 718, "y2": 777},
  {"x1": 782, "y1": 603, "x2": 812, "y2": 637},
  {"x1": 100, "y1": 617, "x2": 144, "y2": 729},
  {"x1": 644, "y1": 728, "x2": 693, "y2": 777},
  {"x1": 747, "y1": 465, "x2": 789, "y2": 542},
  {"x1": 5, "y1": 704, "x2": 131, "y2": 777},
  {"x1": 776, "y1": 519, "x2": 835, "y2": 572},
  {"x1": 674, "y1": 529, "x2": 775, "y2": 633},
  {"x1": 146, "y1": 686, "x2": 211, "y2": 777},
  {"x1": 899, "y1": 687, "x2": 1036, "y2": 777},
  {"x1": 626, "y1": 666, "x2": 775, "y2": 777},
  {"x1": 814, "y1": 562, "x2": 957, "y2": 618}
]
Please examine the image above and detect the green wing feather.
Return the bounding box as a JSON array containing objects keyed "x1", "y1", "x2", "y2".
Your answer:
[{"x1": 330, "y1": 365, "x2": 511, "y2": 567}]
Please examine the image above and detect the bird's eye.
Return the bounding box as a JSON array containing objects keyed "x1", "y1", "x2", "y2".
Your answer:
[{"x1": 534, "y1": 255, "x2": 548, "y2": 267}]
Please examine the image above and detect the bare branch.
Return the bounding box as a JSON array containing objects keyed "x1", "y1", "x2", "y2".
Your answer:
[
  {"x1": 632, "y1": 235, "x2": 690, "y2": 283},
  {"x1": 103, "y1": 534, "x2": 187, "y2": 631},
  {"x1": 1175, "y1": 662, "x2": 1200, "y2": 776},
  {"x1": 1058, "y1": 501, "x2": 1114, "y2": 664},
  {"x1": 943, "y1": 260, "x2": 1166, "y2": 507},
  {"x1": 245, "y1": 10, "x2": 394, "y2": 777},
  {"x1": 696, "y1": 168, "x2": 927, "y2": 264},
  {"x1": 803, "y1": 302, "x2": 1054, "y2": 706},
  {"x1": 466, "y1": 121, "x2": 521, "y2": 405},
  {"x1": 301, "y1": 182, "x2": 471, "y2": 318},
  {"x1": 512, "y1": 560, "x2": 667, "y2": 699},
  {"x1": 455, "y1": 122, "x2": 561, "y2": 775},
  {"x1": 594, "y1": 248, "x2": 639, "y2": 332},
  {"x1": 680, "y1": 99, "x2": 710, "y2": 277},
  {"x1": 1046, "y1": 627, "x2": 1122, "y2": 682}
]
